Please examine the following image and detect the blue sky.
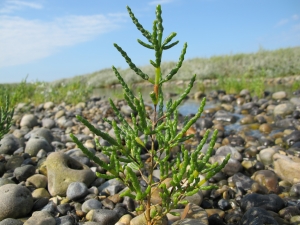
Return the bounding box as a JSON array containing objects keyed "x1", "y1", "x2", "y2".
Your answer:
[{"x1": 0, "y1": 0, "x2": 299, "y2": 83}]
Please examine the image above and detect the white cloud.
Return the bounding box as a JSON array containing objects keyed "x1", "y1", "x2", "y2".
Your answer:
[
  {"x1": 148, "y1": 0, "x2": 175, "y2": 6},
  {"x1": 0, "y1": 0, "x2": 43, "y2": 14},
  {"x1": 0, "y1": 14, "x2": 127, "y2": 67},
  {"x1": 292, "y1": 14, "x2": 299, "y2": 20},
  {"x1": 275, "y1": 14, "x2": 299, "y2": 27},
  {"x1": 275, "y1": 18, "x2": 289, "y2": 27}
]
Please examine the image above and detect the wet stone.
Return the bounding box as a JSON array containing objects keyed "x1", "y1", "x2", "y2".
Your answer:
[
  {"x1": 279, "y1": 206, "x2": 300, "y2": 221},
  {"x1": 214, "y1": 110, "x2": 237, "y2": 123},
  {"x1": 289, "y1": 183, "x2": 300, "y2": 197},
  {"x1": 240, "y1": 193, "x2": 285, "y2": 212},
  {"x1": 239, "y1": 207, "x2": 279, "y2": 225},
  {"x1": 283, "y1": 130, "x2": 300, "y2": 146},
  {"x1": 215, "y1": 145, "x2": 242, "y2": 161},
  {"x1": 232, "y1": 172, "x2": 255, "y2": 192},
  {"x1": 195, "y1": 118, "x2": 213, "y2": 129},
  {"x1": 251, "y1": 170, "x2": 279, "y2": 193},
  {"x1": 217, "y1": 199, "x2": 231, "y2": 211}
]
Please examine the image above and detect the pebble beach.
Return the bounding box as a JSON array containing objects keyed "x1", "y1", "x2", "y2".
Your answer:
[{"x1": 1, "y1": 87, "x2": 300, "y2": 225}]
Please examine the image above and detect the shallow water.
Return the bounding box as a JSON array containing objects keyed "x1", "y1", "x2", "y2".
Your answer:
[{"x1": 93, "y1": 84, "x2": 297, "y2": 139}]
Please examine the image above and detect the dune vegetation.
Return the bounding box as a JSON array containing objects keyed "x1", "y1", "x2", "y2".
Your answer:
[{"x1": 1, "y1": 46, "x2": 300, "y2": 107}]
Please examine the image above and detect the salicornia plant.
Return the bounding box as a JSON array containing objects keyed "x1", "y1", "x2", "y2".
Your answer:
[
  {"x1": 71, "y1": 5, "x2": 229, "y2": 225},
  {"x1": 0, "y1": 96, "x2": 14, "y2": 140}
]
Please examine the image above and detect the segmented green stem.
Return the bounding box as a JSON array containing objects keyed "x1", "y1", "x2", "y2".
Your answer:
[
  {"x1": 162, "y1": 42, "x2": 187, "y2": 83},
  {"x1": 127, "y1": 6, "x2": 152, "y2": 43},
  {"x1": 114, "y1": 44, "x2": 149, "y2": 81}
]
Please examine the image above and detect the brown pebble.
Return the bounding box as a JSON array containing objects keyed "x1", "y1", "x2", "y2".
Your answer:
[{"x1": 76, "y1": 209, "x2": 86, "y2": 218}]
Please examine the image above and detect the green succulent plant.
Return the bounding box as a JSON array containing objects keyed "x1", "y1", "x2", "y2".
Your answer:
[
  {"x1": 0, "y1": 96, "x2": 14, "y2": 140},
  {"x1": 71, "y1": 4, "x2": 229, "y2": 225}
]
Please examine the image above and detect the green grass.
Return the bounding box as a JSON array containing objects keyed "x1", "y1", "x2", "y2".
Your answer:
[
  {"x1": 51, "y1": 46, "x2": 300, "y2": 89},
  {"x1": 0, "y1": 77, "x2": 92, "y2": 108},
  {"x1": 1, "y1": 46, "x2": 299, "y2": 106}
]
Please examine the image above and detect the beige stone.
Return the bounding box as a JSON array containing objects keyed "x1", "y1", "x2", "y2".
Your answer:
[
  {"x1": 46, "y1": 152, "x2": 96, "y2": 196},
  {"x1": 273, "y1": 153, "x2": 300, "y2": 184}
]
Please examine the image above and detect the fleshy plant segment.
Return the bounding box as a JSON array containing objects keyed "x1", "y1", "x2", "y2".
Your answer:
[
  {"x1": 70, "y1": 5, "x2": 230, "y2": 225},
  {"x1": 0, "y1": 96, "x2": 14, "y2": 140}
]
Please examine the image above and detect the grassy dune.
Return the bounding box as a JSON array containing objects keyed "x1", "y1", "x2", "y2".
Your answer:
[{"x1": 1, "y1": 46, "x2": 300, "y2": 107}]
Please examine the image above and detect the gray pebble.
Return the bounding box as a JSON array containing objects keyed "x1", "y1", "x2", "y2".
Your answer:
[
  {"x1": 0, "y1": 178, "x2": 15, "y2": 187},
  {"x1": 0, "y1": 135, "x2": 19, "y2": 155},
  {"x1": 82, "y1": 199, "x2": 103, "y2": 213},
  {"x1": 0, "y1": 184, "x2": 33, "y2": 220},
  {"x1": 14, "y1": 165, "x2": 36, "y2": 182},
  {"x1": 24, "y1": 211, "x2": 56, "y2": 225},
  {"x1": 66, "y1": 182, "x2": 89, "y2": 200},
  {"x1": 20, "y1": 114, "x2": 38, "y2": 128},
  {"x1": 55, "y1": 215, "x2": 75, "y2": 225},
  {"x1": 98, "y1": 178, "x2": 125, "y2": 196},
  {"x1": 86, "y1": 209, "x2": 120, "y2": 225},
  {"x1": 0, "y1": 218, "x2": 23, "y2": 225},
  {"x1": 25, "y1": 136, "x2": 53, "y2": 156}
]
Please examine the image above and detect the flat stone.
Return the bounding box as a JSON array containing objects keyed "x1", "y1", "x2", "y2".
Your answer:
[{"x1": 273, "y1": 153, "x2": 300, "y2": 184}]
